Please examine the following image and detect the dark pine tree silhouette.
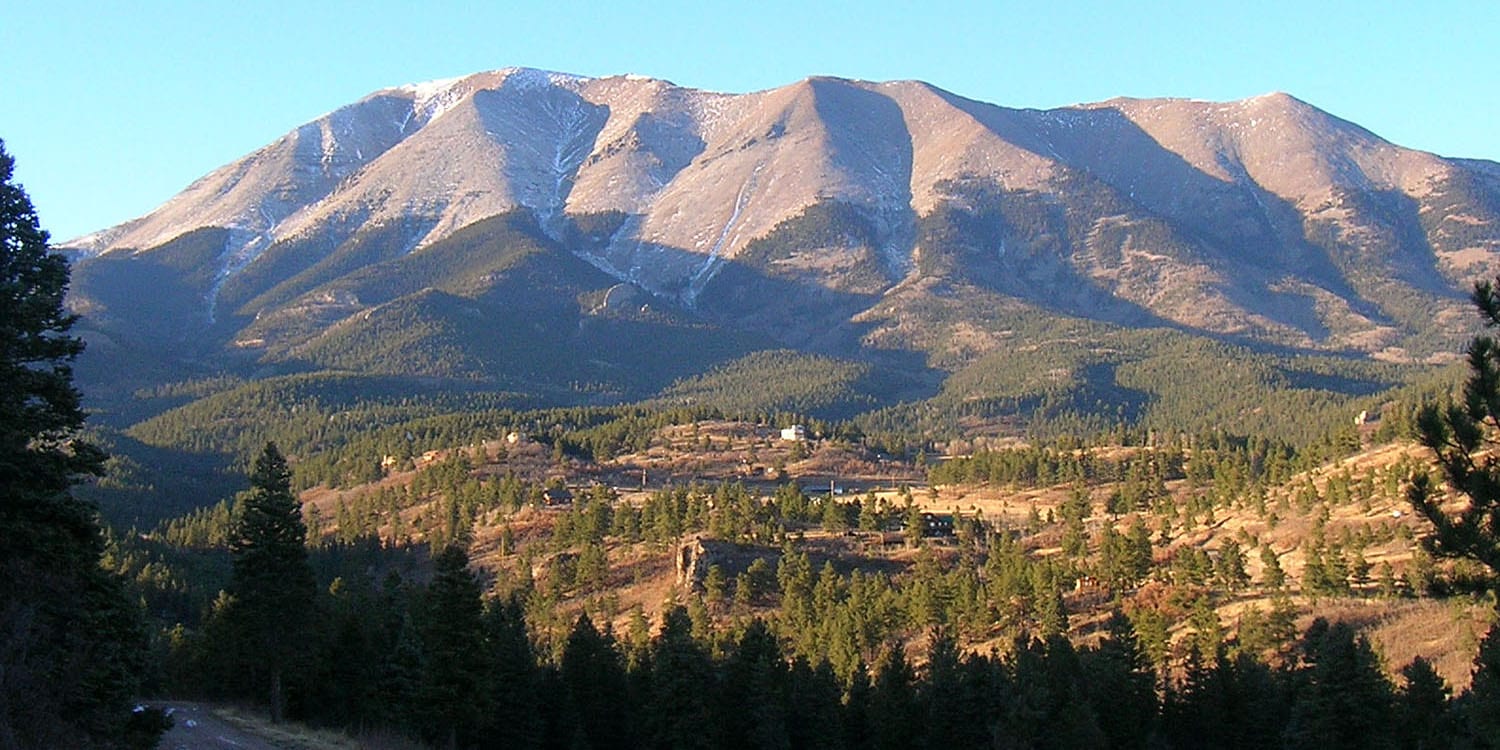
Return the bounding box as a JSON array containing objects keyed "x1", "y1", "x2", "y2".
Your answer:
[
  {"x1": 226, "y1": 442, "x2": 316, "y2": 723},
  {"x1": 1081, "y1": 611, "x2": 1157, "y2": 750},
  {"x1": 1396, "y1": 656, "x2": 1451, "y2": 750},
  {"x1": 417, "y1": 544, "x2": 490, "y2": 749},
  {"x1": 868, "y1": 646, "x2": 921, "y2": 750},
  {"x1": 1282, "y1": 619, "x2": 1395, "y2": 750},
  {"x1": 1461, "y1": 625, "x2": 1500, "y2": 747},
  {"x1": 786, "y1": 657, "x2": 845, "y2": 750},
  {"x1": 646, "y1": 606, "x2": 715, "y2": 750},
  {"x1": 482, "y1": 593, "x2": 541, "y2": 749},
  {"x1": 0, "y1": 140, "x2": 149, "y2": 749},
  {"x1": 560, "y1": 613, "x2": 630, "y2": 750}
]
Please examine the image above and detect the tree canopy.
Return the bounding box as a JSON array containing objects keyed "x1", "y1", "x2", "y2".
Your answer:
[
  {"x1": 0, "y1": 139, "x2": 151, "y2": 748},
  {"x1": 1410, "y1": 278, "x2": 1500, "y2": 586}
]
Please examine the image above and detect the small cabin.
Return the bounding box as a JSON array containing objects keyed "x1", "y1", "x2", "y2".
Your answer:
[
  {"x1": 780, "y1": 425, "x2": 807, "y2": 441},
  {"x1": 921, "y1": 512, "x2": 955, "y2": 538}
]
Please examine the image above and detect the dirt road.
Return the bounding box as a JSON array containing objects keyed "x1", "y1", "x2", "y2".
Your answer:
[{"x1": 153, "y1": 703, "x2": 280, "y2": 750}]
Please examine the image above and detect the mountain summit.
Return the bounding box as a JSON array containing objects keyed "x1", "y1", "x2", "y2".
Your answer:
[{"x1": 65, "y1": 69, "x2": 1500, "y2": 416}]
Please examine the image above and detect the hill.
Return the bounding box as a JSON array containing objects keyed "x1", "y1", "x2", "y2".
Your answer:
[{"x1": 114, "y1": 416, "x2": 1493, "y2": 693}]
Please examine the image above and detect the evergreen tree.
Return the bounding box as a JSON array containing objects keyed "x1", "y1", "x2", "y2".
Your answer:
[
  {"x1": 482, "y1": 594, "x2": 542, "y2": 749},
  {"x1": 0, "y1": 140, "x2": 149, "y2": 749},
  {"x1": 1282, "y1": 619, "x2": 1395, "y2": 750},
  {"x1": 560, "y1": 613, "x2": 630, "y2": 750},
  {"x1": 1259, "y1": 545, "x2": 1287, "y2": 590},
  {"x1": 1409, "y1": 278, "x2": 1500, "y2": 585},
  {"x1": 841, "y1": 663, "x2": 874, "y2": 750},
  {"x1": 903, "y1": 501, "x2": 924, "y2": 549},
  {"x1": 1215, "y1": 539, "x2": 1250, "y2": 590},
  {"x1": 376, "y1": 612, "x2": 426, "y2": 737},
  {"x1": 1163, "y1": 644, "x2": 1227, "y2": 749},
  {"x1": 417, "y1": 545, "x2": 490, "y2": 749},
  {"x1": 868, "y1": 646, "x2": 921, "y2": 750},
  {"x1": 1081, "y1": 612, "x2": 1157, "y2": 749},
  {"x1": 1461, "y1": 625, "x2": 1500, "y2": 747},
  {"x1": 719, "y1": 619, "x2": 790, "y2": 750},
  {"x1": 646, "y1": 606, "x2": 714, "y2": 750},
  {"x1": 226, "y1": 442, "x2": 316, "y2": 722},
  {"x1": 786, "y1": 658, "x2": 846, "y2": 750},
  {"x1": 1030, "y1": 565, "x2": 1068, "y2": 638},
  {"x1": 1038, "y1": 635, "x2": 1107, "y2": 750},
  {"x1": 1165, "y1": 647, "x2": 1286, "y2": 750},
  {"x1": 921, "y1": 629, "x2": 988, "y2": 750},
  {"x1": 1396, "y1": 656, "x2": 1451, "y2": 750}
]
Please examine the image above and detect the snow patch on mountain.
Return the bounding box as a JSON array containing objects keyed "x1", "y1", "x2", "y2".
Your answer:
[
  {"x1": 64, "y1": 69, "x2": 1500, "y2": 357},
  {"x1": 686, "y1": 164, "x2": 762, "y2": 307}
]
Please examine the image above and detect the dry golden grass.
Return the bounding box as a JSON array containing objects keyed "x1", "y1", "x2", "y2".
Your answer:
[
  {"x1": 300, "y1": 418, "x2": 1496, "y2": 689},
  {"x1": 1302, "y1": 598, "x2": 1496, "y2": 690}
]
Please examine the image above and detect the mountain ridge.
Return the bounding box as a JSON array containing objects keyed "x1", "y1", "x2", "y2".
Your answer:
[{"x1": 61, "y1": 68, "x2": 1500, "y2": 440}]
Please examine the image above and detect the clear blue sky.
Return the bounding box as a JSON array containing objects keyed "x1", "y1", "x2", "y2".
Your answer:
[{"x1": 3, "y1": 0, "x2": 1496, "y2": 241}]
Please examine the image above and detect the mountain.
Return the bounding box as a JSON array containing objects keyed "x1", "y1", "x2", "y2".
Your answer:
[{"x1": 62, "y1": 68, "x2": 1500, "y2": 449}]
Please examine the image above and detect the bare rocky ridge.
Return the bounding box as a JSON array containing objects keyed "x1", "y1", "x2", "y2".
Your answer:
[{"x1": 63, "y1": 68, "x2": 1500, "y2": 364}]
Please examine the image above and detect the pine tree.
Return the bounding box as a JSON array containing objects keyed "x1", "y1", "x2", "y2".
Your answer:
[
  {"x1": 719, "y1": 619, "x2": 790, "y2": 750},
  {"x1": 786, "y1": 658, "x2": 846, "y2": 750},
  {"x1": 646, "y1": 606, "x2": 714, "y2": 750},
  {"x1": 1409, "y1": 278, "x2": 1500, "y2": 585},
  {"x1": 376, "y1": 612, "x2": 426, "y2": 736},
  {"x1": 1396, "y1": 656, "x2": 1451, "y2": 750},
  {"x1": 417, "y1": 545, "x2": 490, "y2": 749},
  {"x1": 226, "y1": 441, "x2": 316, "y2": 723},
  {"x1": 868, "y1": 646, "x2": 921, "y2": 750},
  {"x1": 1031, "y1": 565, "x2": 1069, "y2": 638},
  {"x1": 560, "y1": 614, "x2": 630, "y2": 750},
  {"x1": 1081, "y1": 611, "x2": 1157, "y2": 750},
  {"x1": 1462, "y1": 625, "x2": 1500, "y2": 747},
  {"x1": 483, "y1": 593, "x2": 542, "y2": 749},
  {"x1": 922, "y1": 629, "x2": 988, "y2": 750},
  {"x1": 1260, "y1": 545, "x2": 1287, "y2": 590},
  {"x1": 0, "y1": 140, "x2": 149, "y2": 749},
  {"x1": 1282, "y1": 619, "x2": 1395, "y2": 750}
]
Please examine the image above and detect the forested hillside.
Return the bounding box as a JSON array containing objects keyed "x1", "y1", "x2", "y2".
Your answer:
[{"x1": 94, "y1": 387, "x2": 1500, "y2": 748}]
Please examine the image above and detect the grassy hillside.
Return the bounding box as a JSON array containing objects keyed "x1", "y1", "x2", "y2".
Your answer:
[{"x1": 115, "y1": 415, "x2": 1495, "y2": 699}]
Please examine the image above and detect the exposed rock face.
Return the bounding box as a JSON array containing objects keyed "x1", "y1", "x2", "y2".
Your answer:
[{"x1": 675, "y1": 535, "x2": 780, "y2": 591}]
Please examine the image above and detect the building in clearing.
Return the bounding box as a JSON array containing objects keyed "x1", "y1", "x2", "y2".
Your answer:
[
  {"x1": 921, "y1": 513, "x2": 955, "y2": 538},
  {"x1": 780, "y1": 425, "x2": 806, "y2": 442}
]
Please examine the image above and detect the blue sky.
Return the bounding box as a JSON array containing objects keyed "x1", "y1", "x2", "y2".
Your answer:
[{"x1": 3, "y1": 1, "x2": 1496, "y2": 241}]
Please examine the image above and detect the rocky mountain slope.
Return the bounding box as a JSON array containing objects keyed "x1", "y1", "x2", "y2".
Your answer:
[{"x1": 62, "y1": 68, "x2": 1500, "y2": 426}]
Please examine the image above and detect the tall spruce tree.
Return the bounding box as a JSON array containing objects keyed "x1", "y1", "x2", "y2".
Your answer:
[
  {"x1": 226, "y1": 441, "x2": 316, "y2": 723},
  {"x1": 719, "y1": 619, "x2": 790, "y2": 750},
  {"x1": 646, "y1": 606, "x2": 714, "y2": 750},
  {"x1": 0, "y1": 140, "x2": 150, "y2": 749},
  {"x1": 1282, "y1": 619, "x2": 1395, "y2": 750},
  {"x1": 560, "y1": 613, "x2": 630, "y2": 750},
  {"x1": 417, "y1": 544, "x2": 490, "y2": 750},
  {"x1": 1409, "y1": 278, "x2": 1500, "y2": 585},
  {"x1": 1397, "y1": 656, "x2": 1452, "y2": 750}
]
